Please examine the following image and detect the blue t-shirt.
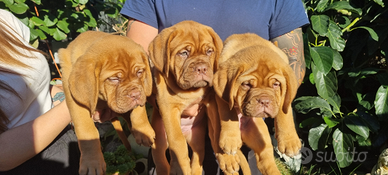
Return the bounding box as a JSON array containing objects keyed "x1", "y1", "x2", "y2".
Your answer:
[{"x1": 120, "y1": 0, "x2": 309, "y2": 41}]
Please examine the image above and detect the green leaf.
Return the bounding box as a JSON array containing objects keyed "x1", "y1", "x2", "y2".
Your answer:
[
  {"x1": 57, "y1": 20, "x2": 70, "y2": 33},
  {"x1": 2, "y1": 0, "x2": 14, "y2": 6},
  {"x1": 299, "y1": 117, "x2": 322, "y2": 129},
  {"x1": 53, "y1": 28, "x2": 67, "y2": 41},
  {"x1": 356, "y1": 135, "x2": 371, "y2": 147},
  {"x1": 43, "y1": 14, "x2": 58, "y2": 27},
  {"x1": 316, "y1": 0, "x2": 329, "y2": 12},
  {"x1": 352, "y1": 26, "x2": 379, "y2": 41},
  {"x1": 323, "y1": 116, "x2": 339, "y2": 128},
  {"x1": 338, "y1": 16, "x2": 351, "y2": 28},
  {"x1": 332, "y1": 128, "x2": 354, "y2": 168},
  {"x1": 327, "y1": 20, "x2": 346, "y2": 52},
  {"x1": 312, "y1": 64, "x2": 338, "y2": 100},
  {"x1": 357, "y1": 92, "x2": 375, "y2": 110},
  {"x1": 107, "y1": 9, "x2": 119, "y2": 18},
  {"x1": 357, "y1": 111, "x2": 380, "y2": 133},
  {"x1": 32, "y1": 0, "x2": 42, "y2": 5},
  {"x1": 76, "y1": 23, "x2": 88, "y2": 33},
  {"x1": 303, "y1": 34, "x2": 312, "y2": 69},
  {"x1": 83, "y1": 9, "x2": 97, "y2": 27},
  {"x1": 31, "y1": 28, "x2": 47, "y2": 40},
  {"x1": 332, "y1": 50, "x2": 343, "y2": 71},
  {"x1": 308, "y1": 124, "x2": 328, "y2": 151},
  {"x1": 8, "y1": 3, "x2": 28, "y2": 14},
  {"x1": 309, "y1": 73, "x2": 315, "y2": 85},
  {"x1": 318, "y1": 125, "x2": 332, "y2": 150},
  {"x1": 311, "y1": 15, "x2": 330, "y2": 36},
  {"x1": 309, "y1": 73, "x2": 315, "y2": 84},
  {"x1": 30, "y1": 38, "x2": 39, "y2": 48},
  {"x1": 293, "y1": 96, "x2": 332, "y2": 115},
  {"x1": 310, "y1": 46, "x2": 334, "y2": 75},
  {"x1": 348, "y1": 68, "x2": 380, "y2": 77},
  {"x1": 327, "y1": 94, "x2": 341, "y2": 114},
  {"x1": 344, "y1": 115, "x2": 370, "y2": 139},
  {"x1": 38, "y1": 25, "x2": 55, "y2": 35},
  {"x1": 29, "y1": 28, "x2": 39, "y2": 41},
  {"x1": 76, "y1": 0, "x2": 88, "y2": 5},
  {"x1": 325, "y1": 1, "x2": 362, "y2": 16},
  {"x1": 373, "y1": 0, "x2": 384, "y2": 7},
  {"x1": 86, "y1": 17, "x2": 97, "y2": 27},
  {"x1": 375, "y1": 85, "x2": 388, "y2": 121},
  {"x1": 30, "y1": 16, "x2": 45, "y2": 26}
]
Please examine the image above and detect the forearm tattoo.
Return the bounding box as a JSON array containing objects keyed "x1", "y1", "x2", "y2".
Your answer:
[
  {"x1": 271, "y1": 28, "x2": 306, "y2": 87},
  {"x1": 126, "y1": 17, "x2": 136, "y2": 34}
]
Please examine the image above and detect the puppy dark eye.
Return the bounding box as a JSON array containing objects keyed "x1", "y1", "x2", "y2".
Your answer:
[
  {"x1": 273, "y1": 81, "x2": 280, "y2": 88},
  {"x1": 179, "y1": 50, "x2": 189, "y2": 59},
  {"x1": 206, "y1": 48, "x2": 214, "y2": 56},
  {"x1": 137, "y1": 69, "x2": 144, "y2": 77}
]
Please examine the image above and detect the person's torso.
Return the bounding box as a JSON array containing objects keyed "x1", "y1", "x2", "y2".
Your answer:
[{"x1": 0, "y1": 9, "x2": 52, "y2": 129}]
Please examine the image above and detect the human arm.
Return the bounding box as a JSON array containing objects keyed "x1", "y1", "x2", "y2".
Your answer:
[
  {"x1": 126, "y1": 18, "x2": 158, "y2": 52},
  {"x1": 271, "y1": 28, "x2": 306, "y2": 87},
  {"x1": 0, "y1": 99, "x2": 71, "y2": 171}
]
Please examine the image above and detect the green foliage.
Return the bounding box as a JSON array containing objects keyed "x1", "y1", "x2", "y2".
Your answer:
[
  {"x1": 104, "y1": 145, "x2": 139, "y2": 175},
  {"x1": 295, "y1": 0, "x2": 388, "y2": 171},
  {"x1": 0, "y1": 0, "x2": 126, "y2": 45}
]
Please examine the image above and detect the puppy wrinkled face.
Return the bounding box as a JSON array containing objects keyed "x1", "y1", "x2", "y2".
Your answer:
[
  {"x1": 236, "y1": 68, "x2": 284, "y2": 118},
  {"x1": 169, "y1": 30, "x2": 217, "y2": 90},
  {"x1": 100, "y1": 51, "x2": 148, "y2": 114}
]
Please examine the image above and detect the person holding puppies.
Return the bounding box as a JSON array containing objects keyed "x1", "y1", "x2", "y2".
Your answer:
[{"x1": 120, "y1": 0, "x2": 309, "y2": 174}]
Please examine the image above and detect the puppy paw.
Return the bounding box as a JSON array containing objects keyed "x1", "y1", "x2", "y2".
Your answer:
[
  {"x1": 79, "y1": 152, "x2": 106, "y2": 175},
  {"x1": 131, "y1": 124, "x2": 156, "y2": 147},
  {"x1": 276, "y1": 131, "x2": 301, "y2": 157},
  {"x1": 219, "y1": 130, "x2": 242, "y2": 155},
  {"x1": 216, "y1": 153, "x2": 240, "y2": 175}
]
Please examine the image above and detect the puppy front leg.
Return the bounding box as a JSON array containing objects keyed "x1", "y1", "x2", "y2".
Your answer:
[
  {"x1": 161, "y1": 107, "x2": 191, "y2": 175},
  {"x1": 186, "y1": 109, "x2": 206, "y2": 175},
  {"x1": 151, "y1": 109, "x2": 169, "y2": 174},
  {"x1": 216, "y1": 96, "x2": 242, "y2": 155},
  {"x1": 207, "y1": 95, "x2": 242, "y2": 174},
  {"x1": 275, "y1": 106, "x2": 301, "y2": 157},
  {"x1": 66, "y1": 96, "x2": 105, "y2": 175},
  {"x1": 242, "y1": 117, "x2": 281, "y2": 175},
  {"x1": 128, "y1": 105, "x2": 155, "y2": 147}
]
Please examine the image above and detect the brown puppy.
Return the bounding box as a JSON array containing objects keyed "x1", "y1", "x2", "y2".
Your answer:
[
  {"x1": 148, "y1": 20, "x2": 224, "y2": 175},
  {"x1": 213, "y1": 33, "x2": 301, "y2": 175},
  {"x1": 59, "y1": 31, "x2": 155, "y2": 175}
]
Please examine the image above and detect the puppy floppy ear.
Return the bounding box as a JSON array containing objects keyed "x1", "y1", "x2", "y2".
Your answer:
[
  {"x1": 148, "y1": 27, "x2": 175, "y2": 77},
  {"x1": 206, "y1": 27, "x2": 223, "y2": 72},
  {"x1": 68, "y1": 55, "x2": 101, "y2": 113},
  {"x1": 142, "y1": 53, "x2": 153, "y2": 96},
  {"x1": 281, "y1": 66, "x2": 298, "y2": 114},
  {"x1": 213, "y1": 65, "x2": 243, "y2": 110}
]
